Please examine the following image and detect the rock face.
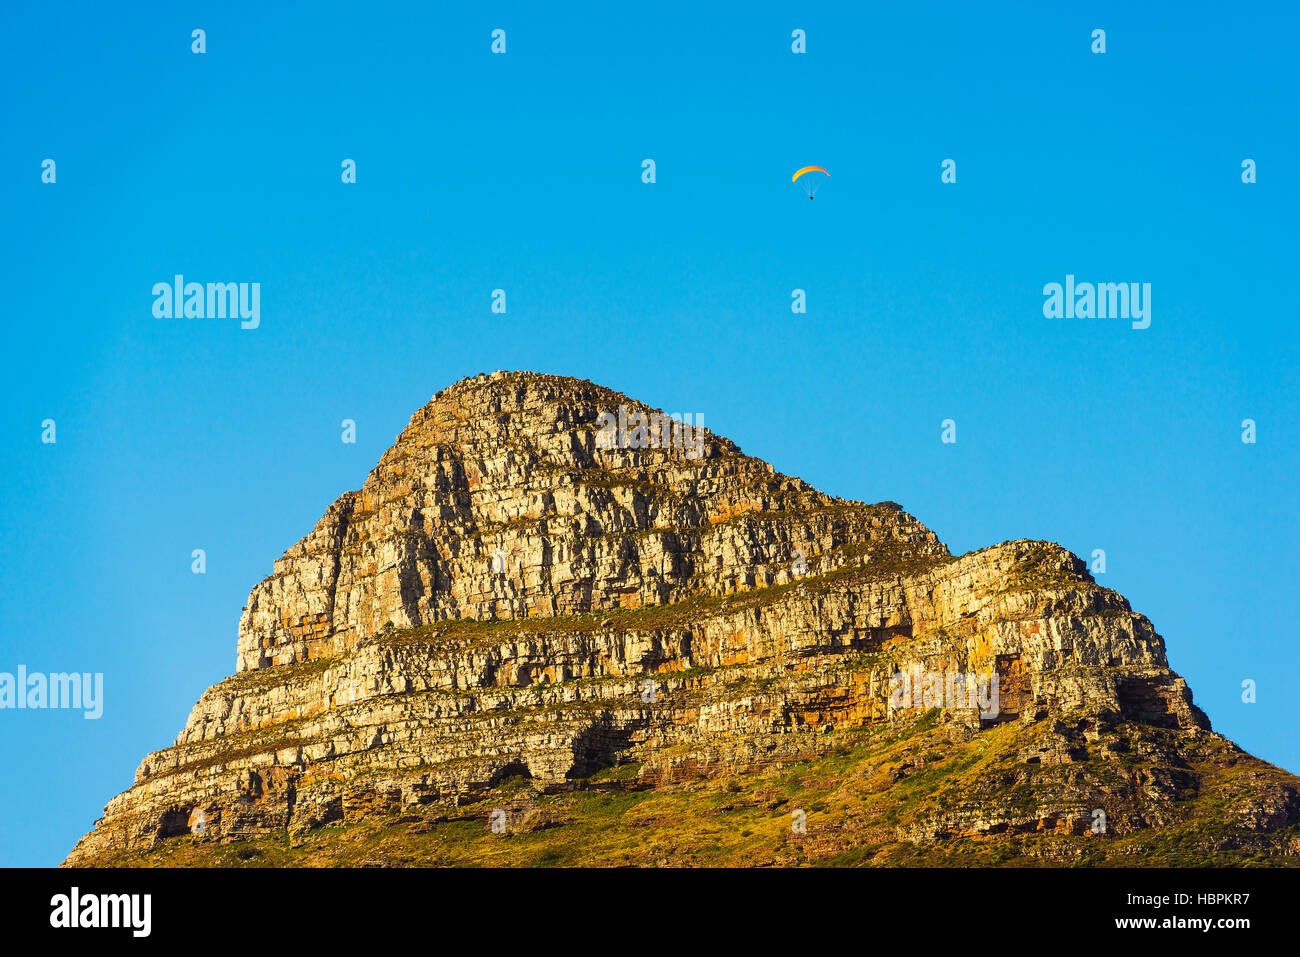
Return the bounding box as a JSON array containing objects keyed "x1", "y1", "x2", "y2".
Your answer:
[
  {"x1": 233, "y1": 372, "x2": 944, "y2": 673},
  {"x1": 64, "y1": 372, "x2": 1300, "y2": 866}
]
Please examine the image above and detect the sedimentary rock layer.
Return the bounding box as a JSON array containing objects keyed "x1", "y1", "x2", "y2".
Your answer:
[{"x1": 63, "y1": 371, "x2": 1296, "y2": 866}]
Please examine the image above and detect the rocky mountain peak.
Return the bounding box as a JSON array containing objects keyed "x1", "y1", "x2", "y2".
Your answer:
[
  {"x1": 63, "y1": 373, "x2": 1300, "y2": 867},
  {"x1": 236, "y1": 370, "x2": 944, "y2": 673}
]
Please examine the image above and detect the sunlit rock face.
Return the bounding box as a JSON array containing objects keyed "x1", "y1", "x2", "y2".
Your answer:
[{"x1": 64, "y1": 372, "x2": 1299, "y2": 867}]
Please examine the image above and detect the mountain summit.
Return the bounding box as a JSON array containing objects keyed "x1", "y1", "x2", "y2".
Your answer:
[{"x1": 65, "y1": 371, "x2": 1300, "y2": 866}]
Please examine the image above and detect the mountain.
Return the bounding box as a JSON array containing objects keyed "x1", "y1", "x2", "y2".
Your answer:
[{"x1": 64, "y1": 371, "x2": 1300, "y2": 866}]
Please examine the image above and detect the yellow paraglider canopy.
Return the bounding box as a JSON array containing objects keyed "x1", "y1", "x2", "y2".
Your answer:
[{"x1": 792, "y1": 166, "x2": 829, "y2": 198}]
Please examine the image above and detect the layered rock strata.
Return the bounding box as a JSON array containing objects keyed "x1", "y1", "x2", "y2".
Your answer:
[{"x1": 64, "y1": 371, "x2": 1295, "y2": 866}]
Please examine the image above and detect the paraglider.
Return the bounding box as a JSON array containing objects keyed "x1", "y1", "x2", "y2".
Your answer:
[{"x1": 792, "y1": 166, "x2": 829, "y2": 199}]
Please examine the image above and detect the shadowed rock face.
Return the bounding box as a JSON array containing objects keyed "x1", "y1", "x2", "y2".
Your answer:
[{"x1": 63, "y1": 372, "x2": 1300, "y2": 866}]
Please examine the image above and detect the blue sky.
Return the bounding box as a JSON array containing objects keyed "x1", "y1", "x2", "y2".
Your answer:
[{"x1": 1, "y1": 1, "x2": 1296, "y2": 866}]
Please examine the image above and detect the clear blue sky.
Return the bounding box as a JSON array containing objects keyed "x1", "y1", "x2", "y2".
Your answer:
[{"x1": 1, "y1": 2, "x2": 1296, "y2": 866}]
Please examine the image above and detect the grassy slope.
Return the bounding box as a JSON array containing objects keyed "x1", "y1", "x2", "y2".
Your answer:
[{"x1": 87, "y1": 712, "x2": 1300, "y2": 868}]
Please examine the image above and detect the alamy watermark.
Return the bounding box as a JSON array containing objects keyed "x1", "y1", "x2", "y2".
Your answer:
[
  {"x1": 1043, "y1": 274, "x2": 1150, "y2": 330},
  {"x1": 50, "y1": 887, "x2": 150, "y2": 937},
  {"x1": 889, "y1": 667, "x2": 999, "y2": 719},
  {"x1": 595, "y1": 404, "x2": 705, "y2": 460},
  {"x1": 0, "y1": 666, "x2": 103, "y2": 719},
  {"x1": 152, "y1": 274, "x2": 260, "y2": 329}
]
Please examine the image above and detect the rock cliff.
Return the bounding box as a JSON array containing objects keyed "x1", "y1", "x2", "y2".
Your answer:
[{"x1": 64, "y1": 371, "x2": 1300, "y2": 866}]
